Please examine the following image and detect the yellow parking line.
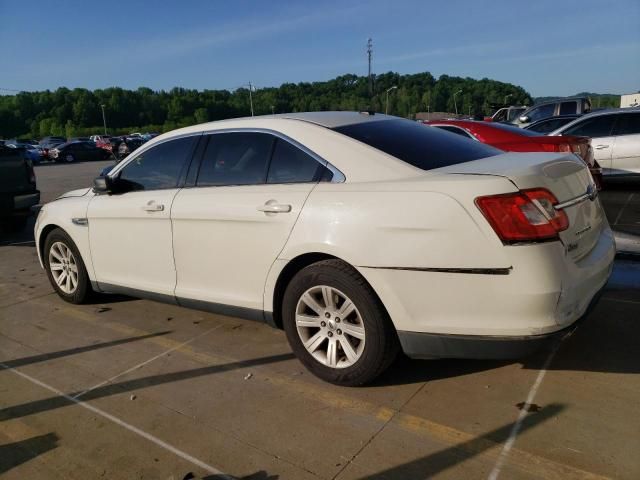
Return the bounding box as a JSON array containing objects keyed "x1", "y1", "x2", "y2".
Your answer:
[{"x1": 32, "y1": 299, "x2": 610, "y2": 480}]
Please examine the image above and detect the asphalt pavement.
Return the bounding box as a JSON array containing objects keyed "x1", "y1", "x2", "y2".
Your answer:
[{"x1": 0, "y1": 161, "x2": 639, "y2": 479}]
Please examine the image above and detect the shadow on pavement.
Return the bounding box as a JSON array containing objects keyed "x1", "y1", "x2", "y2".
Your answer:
[
  {"x1": 358, "y1": 403, "x2": 564, "y2": 479},
  {"x1": 0, "y1": 432, "x2": 59, "y2": 475},
  {"x1": 1, "y1": 331, "x2": 172, "y2": 369},
  {"x1": 0, "y1": 353, "x2": 295, "y2": 422}
]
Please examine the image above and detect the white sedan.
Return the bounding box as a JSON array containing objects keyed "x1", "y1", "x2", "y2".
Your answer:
[{"x1": 35, "y1": 112, "x2": 615, "y2": 385}]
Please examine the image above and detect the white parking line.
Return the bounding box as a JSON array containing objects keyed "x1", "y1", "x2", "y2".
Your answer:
[
  {"x1": 0, "y1": 361, "x2": 233, "y2": 479},
  {"x1": 73, "y1": 324, "x2": 223, "y2": 400},
  {"x1": 487, "y1": 338, "x2": 564, "y2": 480}
]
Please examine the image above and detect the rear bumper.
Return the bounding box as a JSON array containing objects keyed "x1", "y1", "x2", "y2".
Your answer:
[{"x1": 397, "y1": 287, "x2": 604, "y2": 359}]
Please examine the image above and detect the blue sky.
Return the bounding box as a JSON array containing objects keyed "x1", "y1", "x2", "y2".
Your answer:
[{"x1": 1, "y1": 0, "x2": 638, "y2": 97}]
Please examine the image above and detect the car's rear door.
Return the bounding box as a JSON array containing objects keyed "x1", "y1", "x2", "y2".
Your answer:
[
  {"x1": 610, "y1": 112, "x2": 640, "y2": 175},
  {"x1": 171, "y1": 131, "x2": 331, "y2": 313},
  {"x1": 87, "y1": 135, "x2": 198, "y2": 296},
  {"x1": 561, "y1": 115, "x2": 617, "y2": 172}
]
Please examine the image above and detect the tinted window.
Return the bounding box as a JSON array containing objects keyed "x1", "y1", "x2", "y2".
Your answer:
[
  {"x1": 526, "y1": 117, "x2": 576, "y2": 134},
  {"x1": 197, "y1": 132, "x2": 273, "y2": 186},
  {"x1": 559, "y1": 101, "x2": 577, "y2": 115},
  {"x1": 267, "y1": 139, "x2": 326, "y2": 184},
  {"x1": 526, "y1": 103, "x2": 555, "y2": 122},
  {"x1": 118, "y1": 136, "x2": 195, "y2": 191},
  {"x1": 563, "y1": 115, "x2": 616, "y2": 137},
  {"x1": 333, "y1": 119, "x2": 500, "y2": 171},
  {"x1": 434, "y1": 125, "x2": 474, "y2": 139},
  {"x1": 613, "y1": 113, "x2": 640, "y2": 136}
]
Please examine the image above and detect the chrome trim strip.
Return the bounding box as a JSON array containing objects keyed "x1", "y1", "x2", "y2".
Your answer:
[
  {"x1": 360, "y1": 266, "x2": 512, "y2": 275},
  {"x1": 71, "y1": 218, "x2": 88, "y2": 226},
  {"x1": 554, "y1": 184, "x2": 597, "y2": 210}
]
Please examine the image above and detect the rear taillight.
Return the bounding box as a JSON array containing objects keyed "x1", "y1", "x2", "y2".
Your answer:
[{"x1": 476, "y1": 188, "x2": 569, "y2": 243}]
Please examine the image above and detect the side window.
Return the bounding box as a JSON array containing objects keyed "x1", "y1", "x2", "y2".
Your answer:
[
  {"x1": 527, "y1": 104, "x2": 555, "y2": 122},
  {"x1": 563, "y1": 115, "x2": 616, "y2": 138},
  {"x1": 197, "y1": 132, "x2": 273, "y2": 186},
  {"x1": 613, "y1": 114, "x2": 640, "y2": 136},
  {"x1": 118, "y1": 136, "x2": 195, "y2": 191},
  {"x1": 559, "y1": 102, "x2": 577, "y2": 115},
  {"x1": 434, "y1": 125, "x2": 474, "y2": 139},
  {"x1": 267, "y1": 139, "x2": 326, "y2": 184}
]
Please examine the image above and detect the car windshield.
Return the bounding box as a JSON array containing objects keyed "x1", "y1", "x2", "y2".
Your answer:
[{"x1": 333, "y1": 119, "x2": 501, "y2": 171}]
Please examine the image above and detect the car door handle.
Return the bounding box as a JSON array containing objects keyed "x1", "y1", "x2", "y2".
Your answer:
[
  {"x1": 257, "y1": 203, "x2": 292, "y2": 213},
  {"x1": 141, "y1": 202, "x2": 164, "y2": 212},
  {"x1": 594, "y1": 144, "x2": 609, "y2": 150}
]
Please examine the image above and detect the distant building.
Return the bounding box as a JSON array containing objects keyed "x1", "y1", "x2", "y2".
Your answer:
[{"x1": 620, "y1": 92, "x2": 640, "y2": 108}]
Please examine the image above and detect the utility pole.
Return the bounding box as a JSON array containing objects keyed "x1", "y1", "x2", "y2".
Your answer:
[
  {"x1": 367, "y1": 38, "x2": 373, "y2": 97},
  {"x1": 385, "y1": 86, "x2": 397, "y2": 114},
  {"x1": 248, "y1": 82, "x2": 254, "y2": 117},
  {"x1": 100, "y1": 104, "x2": 107, "y2": 135},
  {"x1": 453, "y1": 90, "x2": 462, "y2": 116}
]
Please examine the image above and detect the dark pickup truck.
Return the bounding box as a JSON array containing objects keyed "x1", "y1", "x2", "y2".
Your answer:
[{"x1": 0, "y1": 145, "x2": 40, "y2": 231}]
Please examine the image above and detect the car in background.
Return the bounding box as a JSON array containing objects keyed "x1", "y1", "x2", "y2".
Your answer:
[
  {"x1": 425, "y1": 119, "x2": 602, "y2": 188},
  {"x1": 36, "y1": 112, "x2": 614, "y2": 385},
  {"x1": 49, "y1": 141, "x2": 112, "y2": 163},
  {"x1": 549, "y1": 108, "x2": 640, "y2": 176},
  {"x1": 39, "y1": 136, "x2": 67, "y2": 149},
  {"x1": 485, "y1": 106, "x2": 527, "y2": 123},
  {"x1": 115, "y1": 136, "x2": 144, "y2": 159},
  {"x1": 524, "y1": 114, "x2": 582, "y2": 134},
  {"x1": 6, "y1": 142, "x2": 45, "y2": 164},
  {"x1": 512, "y1": 97, "x2": 592, "y2": 128},
  {"x1": 0, "y1": 145, "x2": 40, "y2": 231}
]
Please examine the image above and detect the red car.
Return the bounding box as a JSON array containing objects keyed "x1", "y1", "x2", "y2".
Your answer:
[{"x1": 424, "y1": 120, "x2": 602, "y2": 189}]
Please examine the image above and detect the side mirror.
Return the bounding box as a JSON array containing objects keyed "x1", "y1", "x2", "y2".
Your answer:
[
  {"x1": 93, "y1": 175, "x2": 114, "y2": 194},
  {"x1": 519, "y1": 115, "x2": 530, "y2": 123}
]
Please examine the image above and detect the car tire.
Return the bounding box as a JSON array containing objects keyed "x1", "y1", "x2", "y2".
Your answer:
[
  {"x1": 282, "y1": 259, "x2": 399, "y2": 386},
  {"x1": 65, "y1": 153, "x2": 75, "y2": 163},
  {"x1": 43, "y1": 228, "x2": 92, "y2": 304}
]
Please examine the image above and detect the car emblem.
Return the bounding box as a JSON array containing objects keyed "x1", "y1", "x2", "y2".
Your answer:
[{"x1": 586, "y1": 183, "x2": 597, "y2": 201}]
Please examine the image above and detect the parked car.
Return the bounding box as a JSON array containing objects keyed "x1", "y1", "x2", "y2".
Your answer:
[
  {"x1": 549, "y1": 108, "x2": 640, "y2": 176},
  {"x1": 6, "y1": 142, "x2": 44, "y2": 164},
  {"x1": 1, "y1": 145, "x2": 40, "y2": 230},
  {"x1": 425, "y1": 120, "x2": 602, "y2": 188},
  {"x1": 48, "y1": 141, "x2": 112, "y2": 163},
  {"x1": 485, "y1": 106, "x2": 527, "y2": 123},
  {"x1": 68, "y1": 136, "x2": 91, "y2": 143},
  {"x1": 524, "y1": 114, "x2": 582, "y2": 134},
  {"x1": 39, "y1": 136, "x2": 67, "y2": 148},
  {"x1": 115, "y1": 136, "x2": 144, "y2": 159},
  {"x1": 512, "y1": 97, "x2": 592, "y2": 128},
  {"x1": 35, "y1": 112, "x2": 614, "y2": 385}
]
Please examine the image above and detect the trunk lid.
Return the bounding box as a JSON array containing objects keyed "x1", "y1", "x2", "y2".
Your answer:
[{"x1": 438, "y1": 152, "x2": 605, "y2": 261}]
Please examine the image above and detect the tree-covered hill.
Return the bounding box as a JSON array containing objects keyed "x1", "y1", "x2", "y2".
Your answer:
[{"x1": 0, "y1": 72, "x2": 533, "y2": 139}]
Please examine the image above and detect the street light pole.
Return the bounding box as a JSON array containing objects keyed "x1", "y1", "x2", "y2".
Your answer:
[
  {"x1": 248, "y1": 82, "x2": 254, "y2": 117},
  {"x1": 504, "y1": 93, "x2": 513, "y2": 105},
  {"x1": 385, "y1": 86, "x2": 397, "y2": 114},
  {"x1": 100, "y1": 104, "x2": 107, "y2": 135},
  {"x1": 453, "y1": 90, "x2": 462, "y2": 115}
]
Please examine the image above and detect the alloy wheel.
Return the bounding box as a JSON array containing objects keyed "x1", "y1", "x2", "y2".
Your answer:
[
  {"x1": 295, "y1": 285, "x2": 366, "y2": 368},
  {"x1": 48, "y1": 241, "x2": 79, "y2": 294}
]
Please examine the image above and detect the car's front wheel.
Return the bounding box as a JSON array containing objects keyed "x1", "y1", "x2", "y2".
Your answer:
[
  {"x1": 64, "y1": 153, "x2": 75, "y2": 163},
  {"x1": 44, "y1": 228, "x2": 92, "y2": 303},
  {"x1": 282, "y1": 259, "x2": 399, "y2": 386}
]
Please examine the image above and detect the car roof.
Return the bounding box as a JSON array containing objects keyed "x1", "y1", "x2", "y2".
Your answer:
[{"x1": 268, "y1": 111, "x2": 393, "y2": 128}]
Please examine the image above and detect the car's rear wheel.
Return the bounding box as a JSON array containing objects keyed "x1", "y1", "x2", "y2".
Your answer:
[
  {"x1": 282, "y1": 259, "x2": 399, "y2": 386},
  {"x1": 44, "y1": 228, "x2": 92, "y2": 303}
]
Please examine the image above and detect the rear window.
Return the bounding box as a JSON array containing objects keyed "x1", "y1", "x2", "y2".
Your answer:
[{"x1": 333, "y1": 119, "x2": 500, "y2": 171}]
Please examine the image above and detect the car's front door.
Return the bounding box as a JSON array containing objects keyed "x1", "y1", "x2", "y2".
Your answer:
[
  {"x1": 171, "y1": 131, "x2": 333, "y2": 313},
  {"x1": 561, "y1": 114, "x2": 617, "y2": 172},
  {"x1": 610, "y1": 113, "x2": 640, "y2": 175},
  {"x1": 87, "y1": 135, "x2": 197, "y2": 296}
]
